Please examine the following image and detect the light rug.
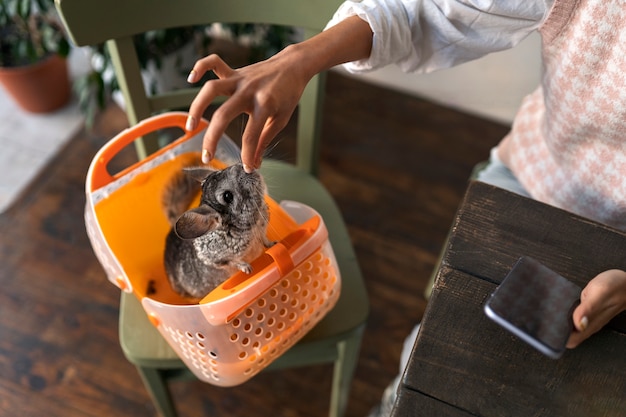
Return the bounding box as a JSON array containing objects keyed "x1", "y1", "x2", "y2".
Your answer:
[{"x1": 0, "y1": 51, "x2": 87, "y2": 214}]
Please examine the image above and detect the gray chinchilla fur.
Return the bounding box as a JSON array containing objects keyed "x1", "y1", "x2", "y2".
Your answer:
[{"x1": 162, "y1": 163, "x2": 273, "y2": 301}]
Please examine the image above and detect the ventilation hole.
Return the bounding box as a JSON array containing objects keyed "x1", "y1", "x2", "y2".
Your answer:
[
  {"x1": 196, "y1": 333, "x2": 205, "y2": 340},
  {"x1": 197, "y1": 342, "x2": 205, "y2": 349},
  {"x1": 314, "y1": 267, "x2": 322, "y2": 275},
  {"x1": 304, "y1": 261, "x2": 313, "y2": 271},
  {"x1": 292, "y1": 270, "x2": 302, "y2": 280},
  {"x1": 300, "y1": 303, "x2": 307, "y2": 311},
  {"x1": 267, "y1": 317, "x2": 275, "y2": 326},
  {"x1": 288, "y1": 312, "x2": 297, "y2": 321},
  {"x1": 279, "y1": 308, "x2": 287, "y2": 317},
  {"x1": 249, "y1": 354, "x2": 257, "y2": 362},
  {"x1": 230, "y1": 333, "x2": 239, "y2": 342},
  {"x1": 245, "y1": 308, "x2": 254, "y2": 318},
  {"x1": 292, "y1": 284, "x2": 300, "y2": 294},
  {"x1": 255, "y1": 328, "x2": 263, "y2": 336},
  {"x1": 315, "y1": 252, "x2": 323, "y2": 262},
  {"x1": 269, "y1": 288, "x2": 279, "y2": 297},
  {"x1": 257, "y1": 299, "x2": 266, "y2": 308},
  {"x1": 265, "y1": 331, "x2": 273, "y2": 340},
  {"x1": 302, "y1": 289, "x2": 309, "y2": 297},
  {"x1": 311, "y1": 294, "x2": 318, "y2": 302},
  {"x1": 303, "y1": 275, "x2": 311, "y2": 284},
  {"x1": 241, "y1": 337, "x2": 250, "y2": 346},
  {"x1": 257, "y1": 313, "x2": 265, "y2": 322},
  {"x1": 186, "y1": 331, "x2": 194, "y2": 339},
  {"x1": 290, "y1": 299, "x2": 299, "y2": 307},
  {"x1": 258, "y1": 358, "x2": 265, "y2": 365},
  {"x1": 243, "y1": 323, "x2": 253, "y2": 332},
  {"x1": 269, "y1": 303, "x2": 277, "y2": 312},
  {"x1": 209, "y1": 351, "x2": 218, "y2": 358},
  {"x1": 252, "y1": 341, "x2": 261, "y2": 349},
  {"x1": 232, "y1": 318, "x2": 241, "y2": 328},
  {"x1": 321, "y1": 285, "x2": 328, "y2": 292},
  {"x1": 280, "y1": 294, "x2": 289, "y2": 303},
  {"x1": 281, "y1": 279, "x2": 289, "y2": 288},
  {"x1": 244, "y1": 368, "x2": 253, "y2": 375},
  {"x1": 277, "y1": 322, "x2": 285, "y2": 331}
]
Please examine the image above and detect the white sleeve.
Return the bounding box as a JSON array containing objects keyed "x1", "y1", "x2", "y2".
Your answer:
[{"x1": 325, "y1": 0, "x2": 553, "y2": 73}]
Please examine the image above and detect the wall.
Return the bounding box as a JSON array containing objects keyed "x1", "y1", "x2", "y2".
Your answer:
[{"x1": 336, "y1": 32, "x2": 542, "y2": 125}]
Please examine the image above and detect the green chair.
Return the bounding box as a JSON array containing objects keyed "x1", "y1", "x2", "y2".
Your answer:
[{"x1": 55, "y1": 1, "x2": 369, "y2": 416}]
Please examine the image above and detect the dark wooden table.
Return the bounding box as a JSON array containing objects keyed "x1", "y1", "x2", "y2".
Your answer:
[{"x1": 392, "y1": 181, "x2": 626, "y2": 417}]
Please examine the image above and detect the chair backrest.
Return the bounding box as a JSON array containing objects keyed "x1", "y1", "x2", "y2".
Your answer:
[{"x1": 55, "y1": 0, "x2": 343, "y2": 175}]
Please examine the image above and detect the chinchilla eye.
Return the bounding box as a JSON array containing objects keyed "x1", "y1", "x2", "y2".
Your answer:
[{"x1": 222, "y1": 190, "x2": 234, "y2": 204}]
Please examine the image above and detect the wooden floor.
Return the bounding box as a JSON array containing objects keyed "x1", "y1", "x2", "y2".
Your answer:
[{"x1": 0, "y1": 71, "x2": 509, "y2": 417}]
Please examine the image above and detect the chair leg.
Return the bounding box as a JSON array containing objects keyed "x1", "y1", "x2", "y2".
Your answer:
[
  {"x1": 329, "y1": 325, "x2": 365, "y2": 417},
  {"x1": 136, "y1": 366, "x2": 177, "y2": 417}
]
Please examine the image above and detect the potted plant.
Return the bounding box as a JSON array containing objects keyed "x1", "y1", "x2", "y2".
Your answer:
[{"x1": 0, "y1": 0, "x2": 71, "y2": 113}]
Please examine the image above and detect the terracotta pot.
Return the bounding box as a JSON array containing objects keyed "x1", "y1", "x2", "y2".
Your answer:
[{"x1": 0, "y1": 54, "x2": 71, "y2": 113}]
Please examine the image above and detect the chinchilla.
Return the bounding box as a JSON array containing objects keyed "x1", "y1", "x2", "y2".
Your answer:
[{"x1": 162, "y1": 163, "x2": 273, "y2": 301}]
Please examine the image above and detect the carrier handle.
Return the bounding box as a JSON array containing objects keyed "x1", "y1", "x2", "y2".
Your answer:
[{"x1": 88, "y1": 112, "x2": 208, "y2": 191}]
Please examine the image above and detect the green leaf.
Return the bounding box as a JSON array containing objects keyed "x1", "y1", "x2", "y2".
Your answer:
[{"x1": 18, "y1": 0, "x2": 31, "y2": 19}]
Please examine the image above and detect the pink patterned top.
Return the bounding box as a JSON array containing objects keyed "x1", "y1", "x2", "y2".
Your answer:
[
  {"x1": 500, "y1": 0, "x2": 626, "y2": 230},
  {"x1": 330, "y1": 0, "x2": 626, "y2": 229}
]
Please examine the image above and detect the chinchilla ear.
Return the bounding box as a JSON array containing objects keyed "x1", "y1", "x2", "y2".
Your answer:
[
  {"x1": 175, "y1": 205, "x2": 220, "y2": 239},
  {"x1": 183, "y1": 167, "x2": 215, "y2": 183}
]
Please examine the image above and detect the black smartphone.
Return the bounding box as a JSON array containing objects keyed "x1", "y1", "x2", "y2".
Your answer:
[{"x1": 483, "y1": 256, "x2": 581, "y2": 359}]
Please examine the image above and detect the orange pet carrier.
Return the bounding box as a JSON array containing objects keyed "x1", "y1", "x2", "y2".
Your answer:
[{"x1": 84, "y1": 112, "x2": 341, "y2": 386}]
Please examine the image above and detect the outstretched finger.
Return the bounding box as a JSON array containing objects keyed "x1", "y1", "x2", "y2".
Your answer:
[
  {"x1": 238, "y1": 113, "x2": 291, "y2": 171},
  {"x1": 240, "y1": 114, "x2": 267, "y2": 172},
  {"x1": 187, "y1": 78, "x2": 240, "y2": 160},
  {"x1": 253, "y1": 116, "x2": 291, "y2": 167},
  {"x1": 201, "y1": 93, "x2": 253, "y2": 164},
  {"x1": 187, "y1": 54, "x2": 235, "y2": 84}
]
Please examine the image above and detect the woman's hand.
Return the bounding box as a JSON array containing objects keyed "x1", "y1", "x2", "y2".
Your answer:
[
  {"x1": 567, "y1": 269, "x2": 626, "y2": 348},
  {"x1": 186, "y1": 49, "x2": 311, "y2": 172},
  {"x1": 185, "y1": 15, "x2": 373, "y2": 172}
]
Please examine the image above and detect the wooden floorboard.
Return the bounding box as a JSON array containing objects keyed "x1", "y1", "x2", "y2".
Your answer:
[{"x1": 0, "y1": 71, "x2": 508, "y2": 416}]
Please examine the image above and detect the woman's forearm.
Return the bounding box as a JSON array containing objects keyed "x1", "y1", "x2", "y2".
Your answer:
[{"x1": 284, "y1": 15, "x2": 373, "y2": 80}]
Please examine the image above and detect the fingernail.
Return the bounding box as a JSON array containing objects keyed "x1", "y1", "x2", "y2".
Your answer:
[
  {"x1": 187, "y1": 70, "x2": 197, "y2": 83},
  {"x1": 186, "y1": 115, "x2": 197, "y2": 131},
  {"x1": 202, "y1": 149, "x2": 211, "y2": 164},
  {"x1": 243, "y1": 164, "x2": 254, "y2": 173},
  {"x1": 579, "y1": 316, "x2": 589, "y2": 331}
]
